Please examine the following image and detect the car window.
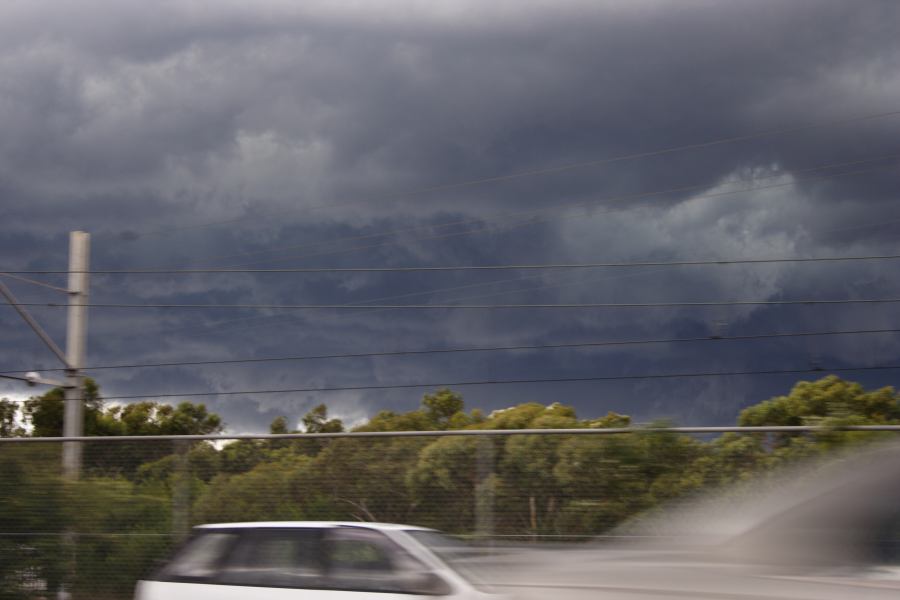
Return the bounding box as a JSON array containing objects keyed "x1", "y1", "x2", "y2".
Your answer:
[
  {"x1": 156, "y1": 531, "x2": 238, "y2": 581},
  {"x1": 324, "y1": 527, "x2": 431, "y2": 593},
  {"x1": 217, "y1": 528, "x2": 324, "y2": 588}
]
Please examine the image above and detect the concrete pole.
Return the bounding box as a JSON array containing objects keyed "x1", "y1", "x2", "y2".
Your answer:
[{"x1": 63, "y1": 231, "x2": 90, "y2": 479}]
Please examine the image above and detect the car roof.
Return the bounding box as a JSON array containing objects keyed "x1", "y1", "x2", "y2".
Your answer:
[{"x1": 195, "y1": 521, "x2": 433, "y2": 532}]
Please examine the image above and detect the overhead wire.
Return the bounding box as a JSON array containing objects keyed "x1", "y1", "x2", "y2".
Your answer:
[
  {"x1": 3, "y1": 152, "x2": 896, "y2": 277},
  {"x1": 6, "y1": 253, "x2": 900, "y2": 275},
  {"x1": 3, "y1": 153, "x2": 897, "y2": 286},
  {"x1": 4, "y1": 115, "x2": 900, "y2": 407},
  {"x1": 124, "y1": 106, "x2": 900, "y2": 248},
  {"x1": 131, "y1": 253, "x2": 632, "y2": 341},
  {"x1": 3, "y1": 327, "x2": 899, "y2": 375},
  {"x1": 214, "y1": 154, "x2": 900, "y2": 268},
  {"x1": 19, "y1": 364, "x2": 898, "y2": 403},
  {"x1": 148, "y1": 260, "x2": 628, "y2": 339},
  {"x1": 8, "y1": 298, "x2": 900, "y2": 310},
  {"x1": 143, "y1": 237, "x2": 900, "y2": 340},
  {"x1": 65, "y1": 158, "x2": 896, "y2": 338}
]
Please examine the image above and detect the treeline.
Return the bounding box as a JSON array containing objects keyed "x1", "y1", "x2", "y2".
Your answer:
[{"x1": 2, "y1": 376, "x2": 900, "y2": 598}]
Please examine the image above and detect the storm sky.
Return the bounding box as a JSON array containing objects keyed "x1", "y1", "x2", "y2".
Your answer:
[{"x1": 2, "y1": 0, "x2": 900, "y2": 433}]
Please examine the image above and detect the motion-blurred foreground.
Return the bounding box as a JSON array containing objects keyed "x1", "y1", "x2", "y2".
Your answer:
[
  {"x1": 132, "y1": 442, "x2": 900, "y2": 599},
  {"x1": 466, "y1": 442, "x2": 900, "y2": 598},
  {"x1": 2, "y1": 431, "x2": 900, "y2": 598}
]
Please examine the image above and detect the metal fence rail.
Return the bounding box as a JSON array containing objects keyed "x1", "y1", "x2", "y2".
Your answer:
[
  {"x1": 4, "y1": 424, "x2": 900, "y2": 443},
  {"x1": 2, "y1": 427, "x2": 900, "y2": 598}
]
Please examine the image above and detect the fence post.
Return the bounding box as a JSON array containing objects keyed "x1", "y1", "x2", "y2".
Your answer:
[
  {"x1": 172, "y1": 440, "x2": 191, "y2": 542},
  {"x1": 475, "y1": 435, "x2": 495, "y2": 545}
]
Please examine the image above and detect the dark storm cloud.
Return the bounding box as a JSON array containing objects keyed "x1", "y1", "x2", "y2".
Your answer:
[{"x1": 3, "y1": 0, "x2": 900, "y2": 431}]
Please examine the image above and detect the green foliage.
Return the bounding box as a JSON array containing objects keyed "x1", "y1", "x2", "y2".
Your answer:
[
  {"x1": 19, "y1": 381, "x2": 223, "y2": 477},
  {"x1": 4, "y1": 376, "x2": 900, "y2": 598},
  {"x1": 0, "y1": 445, "x2": 65, "y2": 598},
  {"x1": 407, "y1": 436, "x2": 481, "y2": 531},
  {"x1": 740, "y1": 375, "x2": 900, "y2": 426},
  {"x1": 217, "y1": 439, "x2": 270, "y2": 474},
  {"x1": 23, "y1": 378, "x2": 102, "y2": 437},
  {"x1": 194, "y1": 455, "x2": 312, "y2": 523},
  {"x1": 356, "y1": 409, "x2": 435, "y2": 432},
  {"x1": 302, "y1": 404, "x2": 344, "y2": 433},
  {"x1": 589, "y1": 411, "x2": 632, "y2": 429},
  {"x1": 483, "y1": 402, "x2": 548, "y2": 429},
  {"x1": 270, "y1": 416, "x2": 289, "y2": 434},
  {"x1": 0, "y1": 446, "x2": 171, "y2": 600},
  {"x1": 135, "y1": 443, "x2": 222, "y2": 492},
  {"x1": 738, "y1": 375, "x2": 900, "y2": 455},
  {"x1": 0, "y1": 399, "x2": 24, "y2": 437},
  {"x1": 309, "y1": 437, "x2": 429, "y2": 522},
  {"x1": 115, "y1": 401, "x2": 222, "y2": 436},
  {"x1": 22, "y1": 381, "x2": 221, "y2": 439},
  {"x1": 422, "y1": 389, "x2": 465, "y2": 428},
  {"x1": 67, "y1": 478, "x2": 172, "y2": 599}
]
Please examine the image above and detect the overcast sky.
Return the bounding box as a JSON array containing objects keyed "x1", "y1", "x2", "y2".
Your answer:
[{"x1": 2, "y1": 0, "x2": 900, "y2": 433}]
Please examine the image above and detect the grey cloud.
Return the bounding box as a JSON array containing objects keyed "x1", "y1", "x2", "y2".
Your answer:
[{"x1": 3, "y1": 0, "x2": 900, "y2": 432}]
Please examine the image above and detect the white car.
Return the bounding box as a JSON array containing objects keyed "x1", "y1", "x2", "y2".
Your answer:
[{"x1": 135, "y1": 522, "x2": 497, "y2": 600}]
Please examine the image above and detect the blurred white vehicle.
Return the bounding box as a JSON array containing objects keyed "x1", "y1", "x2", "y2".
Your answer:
[
  {"x1": 135, "y1": 522, "x2": 496, "y2": 600},
  {"x1": 484, "y1": 442, "x2": 900, "y2": 599}
]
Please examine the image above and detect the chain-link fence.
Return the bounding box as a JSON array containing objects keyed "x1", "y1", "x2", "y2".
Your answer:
[{"x1": 1, "y1": 427, "x2": 899, "y2": 599}]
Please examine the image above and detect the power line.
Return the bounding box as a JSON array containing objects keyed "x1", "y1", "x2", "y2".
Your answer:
[
  {"x1": 102, "y1": 261, "x2": 679, "y2": 342},
  {"x1": 26, "y1": 158, "x2": 890, "y2": 347},
  {"x1": 213, "y1": 155, "x2": 900, "y2": 269},
  {"x1": 3, "y1": 327, "x2": 899, "y2": 375},
  {"x1": 76, "y1": 364, "x2": 900, "y2": 402},
  {"x1": 67, "y1": 149, "x2": 887, "y2": 275},
  {"x1": 8, "y1": 298, "x2": 900, "y2": 310},
  {"x1": 127, "y1": 106, "x2": 900, "y2": 244},
  {"x1": 3, "y1": 153, "x2": 895, "y2": 276},
  {"x1": 143, "y1": 237, "x2": 900, "y2": 341},
  {"x1": 147, "y1": 263, "x2": 676, "y2": 340},
  {"x1": 7, "y1": 253, "x2": 900, "y2": 275}
]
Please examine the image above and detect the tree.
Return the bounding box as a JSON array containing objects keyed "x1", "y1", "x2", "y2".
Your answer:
[
  {"x1": 738, "y1": 375, "x2": 900, "y2": 453},
  {"x1": 675, "y1": 376, "x2": 900, "y2": 490},
  {"x1": 116, "y1": 401, "x2": 222, "y2": 436},
  {"x1": 307, "y1": 436, "x2": 428, "y2": 523},
  {"x1": 496, "y1": 403, "x2": 581, "y2": 534},
  {"x1": 23, "y1": 378, "x2": 103, "y2": 437},
  {"x1": 22, "y1": 380, "x2": 222, "y2": 437},
  {"x1": 0, "y1": 444, "x2": 65, "y2": 598},
  {"x1": 301, "y1": 404, "x2": 344, "y2": 433},
  {"x1": 0, "y1": 398, "x2": 24, "y2": 437},
  {"x1": 270, "y1": 416, "x2": 289, "y2": 434},
  {"x1": 66, "y1": 478, "x2": 171, "y2": 599},
  {"x1": 740, "y1": 375, "x2": 900, "y2": 427},
  {"x1": 22, "y1": 380, "x2": 223, "y2": 477},
  {"x1": 407, "y1": 436, "x2": 482, "y2": 532},
  {"x1": 422, "y1": 389, "x2": 465, "y2": 429},
  {"x1": 194, "y1": 456, "x2": 313, "y2": 523}
]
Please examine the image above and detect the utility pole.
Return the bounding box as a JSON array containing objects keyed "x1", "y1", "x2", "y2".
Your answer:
[
  {"x1": 0, "y1": 232, "x2": 91, "y2": 600},
  {"x1": 0, "y1": 232, "x2": 90, "y2": 474},
  {"x1": 63, "y1": 231, "x2": 90, "y2": 479}
]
